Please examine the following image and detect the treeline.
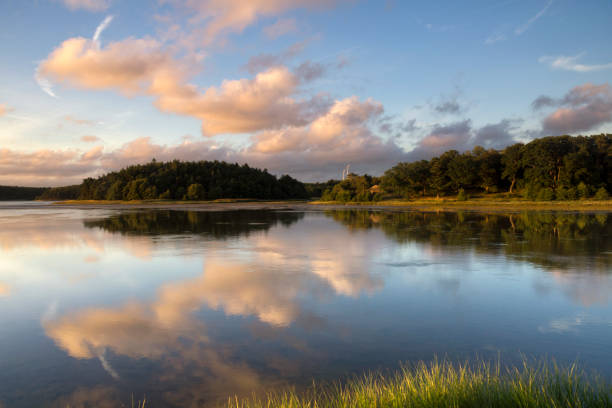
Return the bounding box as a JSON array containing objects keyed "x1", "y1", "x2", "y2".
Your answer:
[
  {"x1": 323, "y1": 134, "x2": 612, "y2": 202},
  {"x1": 0, "y1": 185, "x2": 48, "y2": 200},
  {"x1": 42, "y1": 160, "x2": 309, "y2": 201},
  {"x1": 37, "y1": 185, "x2": 81, "y2": 200}
]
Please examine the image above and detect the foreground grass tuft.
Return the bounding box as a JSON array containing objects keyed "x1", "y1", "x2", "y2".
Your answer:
[{"x1": 227, "y1": 359, "x2": 612, "y2": 408}]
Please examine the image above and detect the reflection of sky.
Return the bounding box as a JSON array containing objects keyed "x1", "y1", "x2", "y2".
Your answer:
[{"x1": 0, "y1": 209, "x2": 611, "y2": 406}]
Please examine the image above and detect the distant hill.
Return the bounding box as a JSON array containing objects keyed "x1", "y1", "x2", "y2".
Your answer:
[
  {"x1": 41, "y1": 160, "x2": 309, "y2": 201},
  {"x1": 0, "y1": 185, "x2": 48, "y2": 201}
]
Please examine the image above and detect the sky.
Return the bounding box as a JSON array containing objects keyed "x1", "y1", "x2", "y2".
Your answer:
[{"x1": 0, "y1": 0, "x2": 611, "y2": 186}]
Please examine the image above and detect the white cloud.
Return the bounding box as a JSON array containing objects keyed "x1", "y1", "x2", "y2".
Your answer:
[
  {"x1": 62, "y1": 0, "x2": 111, "y2": 12},
  {"x1": 539, "y1": 54, "x2": 612, "y2": 72}
]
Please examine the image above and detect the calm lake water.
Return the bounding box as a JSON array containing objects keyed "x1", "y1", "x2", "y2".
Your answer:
[{"x1": 0, "y1": 207, "x2": 611, "y2": 407}]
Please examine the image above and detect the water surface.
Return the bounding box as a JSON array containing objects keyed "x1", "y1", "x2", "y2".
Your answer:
[{"x1": 0, "y1": 208, "x2": 610, "y2": 407}]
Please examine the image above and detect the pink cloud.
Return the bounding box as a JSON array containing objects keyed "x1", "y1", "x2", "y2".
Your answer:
[
  {"x1": 162, "y1": 0, "x2": 347, "y2": 46},
  {"x1": 39, "y1": 36, "x2": 325, "y2": 135},
  {"x1": 39, "y1": 37, "x2": 186, "y2": 95},
  {"x1": 154, "y1": 66, "x2": 315, "y2": 135},
  {"x1": 418, "y1": 120, "x2": 472, "y2": 150},
  {"x1": 541, "y1": 83, "x2": 612, "y2": 134},
  {"x1": 252, "y1": 97, "x2": 384, "y2": 153},
  {"x1": 0, "y1": 147, "x2": 102, "y2": 186},
  {"x1": 81, "y1": 135, "x2": 101, "y2": 143}
]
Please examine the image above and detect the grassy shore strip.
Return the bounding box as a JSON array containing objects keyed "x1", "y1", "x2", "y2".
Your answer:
[
  {"x1": 310, "y1": 198, "x2": 612, "y2": 211},
  {"x1": 52, "y1": 198, "x2": 304, "y2": 205},
  {"x1": 48, "y1": 198, "x2": 612, "y2": 211},
  {"x1": 227, "y1": 360, "x2": 612, "y2": 408}
]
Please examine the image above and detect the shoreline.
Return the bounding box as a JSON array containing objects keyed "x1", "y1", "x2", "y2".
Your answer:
[{"x1": 0, "y1": 198, "x2": 610, "y2": 212}]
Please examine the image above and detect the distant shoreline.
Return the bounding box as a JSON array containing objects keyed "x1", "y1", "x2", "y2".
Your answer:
[{"x1": 0, "y1": 198, "x2": 609, "y2": 212}]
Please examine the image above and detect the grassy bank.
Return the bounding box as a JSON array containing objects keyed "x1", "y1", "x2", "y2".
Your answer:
[
  {"x1": 311, "y1": 197, "x2": 612, "y2": 211},
  {"x1": 46, "y1": 197, "x2": 612, "y2": 211},
  {"x1": 227, "y1": 360, "x2": 612, "y2": 408}
]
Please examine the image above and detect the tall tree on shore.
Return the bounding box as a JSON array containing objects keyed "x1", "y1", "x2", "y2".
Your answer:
[{"x1": 501, "y1": 143, "x2": 523, "y2": 193}]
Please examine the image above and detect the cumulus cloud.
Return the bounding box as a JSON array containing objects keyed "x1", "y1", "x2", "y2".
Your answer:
[
  {"x1": 407, "y1": 119, "x2": 521, "y2": 160},
  {"x1": 157, "y1": 66, "x2": 318, "y2": 135},
  {"x1": 0, "y1": 146, "x2": 103, "y2": 185},
  {"x1": 39, "y1": 34, "x2": 329, "y2": 135},
  {"x1": 0, "y1": 96, "x2": 403, "y2": 185},
  {"x1": 247, "y1": 97, "x2": 406, "y2": 177},
  {"x1": 161, "y1": 0, "x2": 346, "y2": 45},
  {"x1": 472, "y1": 119, "x2": 521, "y2": 149},
  {"x1": 515, "y1": 0, "x2": 554, "y2": 35},
  {"x1": 101, "y1": 97, "x2": 403, "y2": 178},
  {"x1": 62, "y1": 0, "x2": 111, "y2": 12},
  {"x1": 253, "y1": 97, "x2": 383, "y2": 152},
  {"x1": 421, "y1": 120, "x2": 471, "y2": 149},
  {"x1": 536, "y1": 83, "x2": 612, "y2": 134},
  {"x1": 38, "y1": 37, "x2": 185, "y2": 95},
  {"x1": 263, "y1": 18, "x2": 298, "y2": 39},
  {"x1": 539, "y1": 54, "x2": 612, "y2": 72}
]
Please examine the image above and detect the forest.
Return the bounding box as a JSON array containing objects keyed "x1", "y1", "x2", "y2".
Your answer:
[
  {"x1": 39, "y1": 160, "x2": 308, "y2": 201},
  {"x1": 322, "y1": 134, "x2": 612, "y2": 202},
  {"x1": 0, "y1": 185, "x2": 48, "y2": 201}
]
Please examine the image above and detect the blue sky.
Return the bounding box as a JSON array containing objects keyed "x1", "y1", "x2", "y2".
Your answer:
[{"x1": 0, "y1": 0, "x2": 611, "y2": 185}]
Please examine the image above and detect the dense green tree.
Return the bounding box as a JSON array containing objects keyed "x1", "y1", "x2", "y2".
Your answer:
[
  {"x1": 321, "y1": 174, "x2": 379, "y2": 202},
  {"x1": 501, "y1": 143, "x2": 523, "y2": 193},
  {"x1": 429, "y1": 150, "x2": 458, "y2": 197},
  {"x1": 186, "y1": 183, "x2": 205, "y2": 200},
  {"x1": 65, "y1": 160, "x2": 310, "y2": 201},
  {"x1": 381, "y1": 160, "x2": 430, "y2": 198},
  {"x1": 448, "y1": 153, "x2": 476, "y2": 192},
  {"x1": 476, "y1": 149, "x2": 502, "y2": 193},
  {"x1": 0, "y1": 185, "x2": 48, "y2": 200},
  {"x1": 377, "y1": 134, "x2": 610, "y2": 201},
  {"x1": 105, "y1": 181, "x2": 123, "y2": 200}
]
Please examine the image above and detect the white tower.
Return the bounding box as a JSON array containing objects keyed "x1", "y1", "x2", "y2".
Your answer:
[{"x1": 342, "y1": 164, "x2": 351, "y2": 180}]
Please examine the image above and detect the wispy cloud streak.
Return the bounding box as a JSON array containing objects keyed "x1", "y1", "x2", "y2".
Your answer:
[
  {"x1": 34, "y1": 66, "x2": 58, "y2": 98},
  {"x1": 515, "y1": 0, "x2": 553, "y2": 35},
  {"x1": 93, "y1": 15, "x2": 114, "y2": 48}
]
